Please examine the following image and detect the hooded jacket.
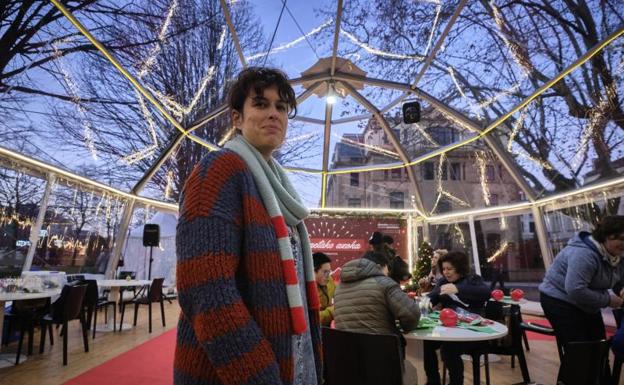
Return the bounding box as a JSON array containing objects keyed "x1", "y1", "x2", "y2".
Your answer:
[
  {"x1": 539, "y1": 231, "x2": 624, "y2": 314},
  {"x1": 333, "y1": 258, "x2": 420, "y2": 335}
]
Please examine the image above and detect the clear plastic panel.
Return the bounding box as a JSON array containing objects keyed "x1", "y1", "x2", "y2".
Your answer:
[
  {"x1": 35, "y1": 179, "x2": 126, "y2": 274},
  {"x1": 0, "y1": 168, "x2": 46, "y2": 276}
]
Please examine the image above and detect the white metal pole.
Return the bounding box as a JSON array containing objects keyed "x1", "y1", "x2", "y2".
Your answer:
[
  {"x1": 468, "y1": 215, "x2": 481, "y2": 275},
  {"x1": 23, "y1": 173, "x2": 56, "y2": 272}
]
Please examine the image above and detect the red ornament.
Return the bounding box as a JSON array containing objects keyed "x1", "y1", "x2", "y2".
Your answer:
[
  {"x1": 407, "y1": 291, "x2": 417, "y2": 299},
  {"x1": 440, "y1": 308, "x2": 458, "y2": 327},
  {"x1": 491, "y1": 289, "x2": 504, "y2": 301},
  {"x1": 511, "y1": 289, "x2": 524, "y2": 301}
]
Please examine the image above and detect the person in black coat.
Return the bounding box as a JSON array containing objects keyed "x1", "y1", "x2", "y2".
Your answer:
[{"x1": 423, "y1": 251, "x2": 490, "y2": 385}]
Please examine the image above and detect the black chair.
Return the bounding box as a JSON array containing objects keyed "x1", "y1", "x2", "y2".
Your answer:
[
  {"x1": 610, "y1": 308, "x2": 623, "y2": 385},
  {"x1": 521, "y1": 318, "x2": 563, "y2": 361},
  {"x1": 6, "y1": 298, "x2": 50, "y2": 364},
  {"x1": 119, "y1": 278, "x2": 165, "y2": 333},
  {"x1": 40, "y1": 284, "x2": 89, "y2": 365},
  {"x1": 322, "y1": 327, "x2": 403, "y2": 385},
  {"x1": 557, "y1": 340, "x2": 610, "y2": 385},
  {"x1": 82, "y1": 280, "x2": 116, "y2": 338}
]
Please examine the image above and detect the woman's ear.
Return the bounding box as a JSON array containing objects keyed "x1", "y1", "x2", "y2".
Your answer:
[{"x1": 231, "y1": 109, "x2": 242, "y2": 128}]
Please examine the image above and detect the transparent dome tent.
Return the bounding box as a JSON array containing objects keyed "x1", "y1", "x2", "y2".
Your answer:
[{"x1": 1, "y1": 0, "x2": 623, "y2": 292}]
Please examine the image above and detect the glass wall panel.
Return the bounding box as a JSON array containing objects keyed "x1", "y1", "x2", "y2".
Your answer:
[
  {"x1": 0, "y1": 168, "x2": 46, "y2": 277},
  {"x1": 427, "y1": 222, "x2": 473, "y2": 261},
  {"x1": 33, "y1": 180, "x2": 126, "y2": 274},
  {"x1": 473, "y1": 215, "x2": 544, "y2": 290}
]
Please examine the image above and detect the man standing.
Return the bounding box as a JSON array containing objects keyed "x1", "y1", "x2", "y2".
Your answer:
[{"x1": 313, "y1": 252, "x2": 336, "y2": 326}]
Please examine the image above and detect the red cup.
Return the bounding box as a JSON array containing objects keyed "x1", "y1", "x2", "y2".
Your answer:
[
  {"x1": 491, "y1": 289, "x2": 504, "y2": 301},
  {"x1": 511, "y1": 289, "x2": 524, "y2": 301},
  {"x1": 440, "y1": 308, "x2": 458, "y2": 327}
]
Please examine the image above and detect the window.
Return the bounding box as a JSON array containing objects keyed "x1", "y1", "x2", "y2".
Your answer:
[
  {"x1": 350, "y1": 172, "x2": 359, "y2": 187},
  {"x1": 431, "y1": 127, "x2": 456, "y2": 146},
  {"x1": 423, "y1": 162, "x2": 435, "y2": 180},
  {"x1": 389, "y1": 192, "x2": 404, "y2": 209},
  {"x1": 440, "y1": 164, "x2": 448, "y2": 180},
  {"x1": 450, "y1": 162, "x2": 461, "y2": 180},
  {"x1": 347, "y1": 198, "x2": 361, "y2": 207},
  {"x1": 486, "y1": 165, "x2": 495, "y2": 182},
  {"x1": 489, "y1": 193, "x2": 499, "y2": 206},
  {"x1": 391, "y1": 168, "x2": 402, "y2": 179}
]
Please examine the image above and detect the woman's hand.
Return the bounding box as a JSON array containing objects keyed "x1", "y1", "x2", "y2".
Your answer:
[
  {"x1": 610, "y1": 292, "x2": 624, "y2": 308},
  {"x1": 439, "y1": 283, "x2": 458, "y2": 295}
]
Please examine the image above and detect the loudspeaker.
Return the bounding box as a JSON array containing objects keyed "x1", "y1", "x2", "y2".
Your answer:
[
  {"x1": 402, "y1": 101, "x2": 421, "y2": 123},
  {"x1": 143, "y1": 224, "x2": 160, "y2": 247}
]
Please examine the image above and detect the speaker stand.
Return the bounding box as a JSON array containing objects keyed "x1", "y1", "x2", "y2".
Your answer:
[{"x1": 148, "y1": 246, "x2": 154, "y2": 280}]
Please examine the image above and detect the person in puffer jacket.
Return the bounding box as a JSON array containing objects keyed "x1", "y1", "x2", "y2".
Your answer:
[
  {"x1": 333, "y1": 251, "x2": 421, "y2": 384},
  {"x1": 334, "y1": 251, "x2": 420, "y2": 335}
]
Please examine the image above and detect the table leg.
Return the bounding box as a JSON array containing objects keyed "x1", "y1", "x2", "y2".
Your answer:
[{"x1": 95, "y1": 287, "x2": 132, "y2": 332}]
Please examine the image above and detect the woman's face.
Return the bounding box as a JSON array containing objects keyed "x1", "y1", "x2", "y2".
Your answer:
[
  {"x1": 231, "y1": 86, "x2": 289, "y2": 159},
  {"x1": 604, "y1": 232, "x2": 624, "y2": 257},
  {"x1": 441, "y1": 261, "x2": 461, "y2": 283}
]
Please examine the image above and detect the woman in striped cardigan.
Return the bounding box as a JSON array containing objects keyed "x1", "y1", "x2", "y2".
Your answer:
[{"x1": 175, "y1": 67, "x2": 323, "y2": 385}]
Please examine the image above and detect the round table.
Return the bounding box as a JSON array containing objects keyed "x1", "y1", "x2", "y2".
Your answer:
[
  {"x1": 0, "y1": 289, "x2": 62, "y2": 369},
  {"x1": 405, "y1": 319, "x2": 508, "y2": 385},
  {"x1": 95, "y1": 280, "x2": 151, "y2": 332}
]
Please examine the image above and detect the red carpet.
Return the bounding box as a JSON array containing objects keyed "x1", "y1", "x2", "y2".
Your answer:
[
  {"x1": 62, "y1": 329, "x2": 176, "y2": 385},
  {"x1": 522, "y1": 316, "x2": 615, "y2": 341}
]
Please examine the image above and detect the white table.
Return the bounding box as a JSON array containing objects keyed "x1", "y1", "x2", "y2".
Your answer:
[
  {"x1": 95, "y1": 280, "x2": 151, "y2": 332},
  {"x1": 0, "y1": 289, "x2": 62, "y2": 369},
  {"x1": 405, "y1": 319, "x2": 508, "y2": 385}
]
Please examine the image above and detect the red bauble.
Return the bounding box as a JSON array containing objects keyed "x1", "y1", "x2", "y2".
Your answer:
[
  {"x1": 511, "y1": 289, "x2": 524, "y2": 301},
  {"x1": 491, "y1": 289, "x2": 504, "y2": 301},
  {"x1": 440, "y1": 308, "x2": 458, "y2": 327}
]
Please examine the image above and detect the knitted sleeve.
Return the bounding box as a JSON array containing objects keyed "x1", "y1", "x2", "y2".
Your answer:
[{"x1": 176, "y1": 151, "x2": 283, "y2": 384}]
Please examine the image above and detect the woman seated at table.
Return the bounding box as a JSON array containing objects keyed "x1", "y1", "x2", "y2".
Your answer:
[{"x1": 423, "y1": 251, "x2": 490, "y2": 385}]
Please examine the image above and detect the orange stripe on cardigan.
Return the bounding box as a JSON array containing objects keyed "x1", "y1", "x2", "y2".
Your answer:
[
  {"x1": 182, "y1": 153, "x2": 247, "y2": 222},
  {"x1": 214, "y1": 339, "x2": 278, "y2": 385},
  {"x1": 176, "y1": 252, "x2": 238, "y2": 291},
  {"x1": 192, "y1": 301, "x2": 252, "y2": 342}
]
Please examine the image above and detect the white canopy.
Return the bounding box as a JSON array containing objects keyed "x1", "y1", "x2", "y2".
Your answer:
[{"x1": 123, "y1": 212, "x2": 177, "y2": 287}]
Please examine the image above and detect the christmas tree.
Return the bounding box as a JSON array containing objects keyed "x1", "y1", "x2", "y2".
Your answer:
[{"x1": 404, "y1": 241, "x2": 434, "y2": 292}]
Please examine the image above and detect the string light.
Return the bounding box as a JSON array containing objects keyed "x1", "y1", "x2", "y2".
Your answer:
[
  {"x1": 164, "y1": 170, "x2": 174, "y2": 199},
  {"x1": 53, "y1": 41, "x2": 97, "y2": 160},
  {"x1": 572, "y1": 84, "x2": 614, "y2": 169},
  {"x1": 138, "y1": 0, "x2": 179, "y2": 78},
  {"x1": 340, "y1": 29, "x2": 425, "y2": 61},
  {"x1": 490, "y1": 1, "x2": 533, "y2": 77},
  {"x1": 487, "y1": 241, "x2": 509, "y2": 263},
  {"x1": 246, "y1": 19, "x2": 333, "y2": 61},
  {"x1": 475, "y1": 151, "x2": 491, "y2": 205},
  {"x1": 447, "y1": 66, "x2": 483, "y2": 119}
]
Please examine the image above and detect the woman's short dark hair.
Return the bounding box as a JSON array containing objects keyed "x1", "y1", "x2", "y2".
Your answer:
[
  {"x1": 227, "y1": 67, "x2": 297, "y2": 118},
  {"x1": 363, "y1": 251, "x2": 389, "y2": 267},
  {"x1": 438, "y1": 251, "x2": 470, "y2": 277},
  {"x1": 592, "y1": 215, "x2": 624, "y2": 242}
]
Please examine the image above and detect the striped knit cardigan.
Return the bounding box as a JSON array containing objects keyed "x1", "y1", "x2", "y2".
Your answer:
[{"x1": 174, "y1": 149, "x2": 323, "y2": 385}]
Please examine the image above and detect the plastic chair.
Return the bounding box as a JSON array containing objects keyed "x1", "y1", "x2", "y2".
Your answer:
[
  {"x1": 322, "y1": 327, "x2": 403, "y2": 385},
  {"x1": 40, "y1": 284, "x2": 89, "y2": 365},
  {"x1": 119, "y1": 278, "x2": 165, "y2": 333},
  {"x1": 83, "y1": 280, "x2": 116, "y2": 338},
  {"x1": 557, "y1": 340, "x2": 609, "y2": 385},
  {"x1": 7, "y1": 298, "x2": 50, "y2": 364}
]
